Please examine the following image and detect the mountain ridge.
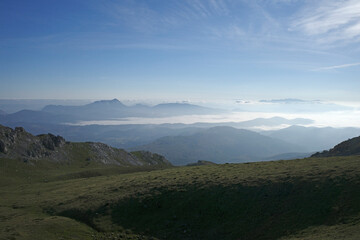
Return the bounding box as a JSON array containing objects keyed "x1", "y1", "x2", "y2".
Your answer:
[
  {"x1": 36, "y1": 100, "x2": 224, "y2": 121},
  {"x1": 262, "y1": 125, "x2": 360, "y2": 152},
  {"x1": 133, "y1": 126, "x2": 306, "y2": 165},
  {"x1": 0, "y1": 124, "x2": 171, "y2": 167}
]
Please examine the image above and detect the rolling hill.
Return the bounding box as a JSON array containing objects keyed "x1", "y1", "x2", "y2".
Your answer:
[
  {"x1": 312, "y1": 135, "x2": 360, "y2": 157},
  {"x1": 133, "y1": 126, "x2": 306, "y2": 165},
  {"x1": 262, "y1": 125, "x2": 360, "y2": 152},
  {"x1": 160, "y1": 116, "x2": 314, "y2": 129}
]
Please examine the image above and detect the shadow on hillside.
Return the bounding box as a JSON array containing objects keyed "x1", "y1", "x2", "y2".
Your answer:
[{"x1": 59, "y1": 177, "x2": 360, "y2": 240}]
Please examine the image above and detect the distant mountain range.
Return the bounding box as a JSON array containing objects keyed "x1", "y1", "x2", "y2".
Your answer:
[
  {"x1": 262, "y1": 125, "x2": 360, "y2": 152},
  {"x1": 0, "y1": 99, "x2": 224, "y2": 124},
  {"x1": 0, "y1": 99, "x2": 91, "y2": 113},
  {"x1": 175, "y1": 116, "x2": 313, "y2": 129},
  {"x1": 0, "y1": 109, "x2": 75, "y2": 124},
  {"x1": 1, "y1": 116, "x2": 359, "y2": 157},
  {"x1": 312, "y1": 135, "x2": 360, "y2": 157},
  {"x1": 42, "y1": 99, "x2": 224, "y2": 121},
  {"x1": 131, "y1": 125, "x2": 360, "y2": 165},
  {"x1": 0, "y1": 118, "x2": 306, "y2": 150},
  {"x1": 1, "y1": 99, "x2": 360, "y2": 166},
  {"x1": 132, "y1": 126, "x2": 306, "y2": 165}
]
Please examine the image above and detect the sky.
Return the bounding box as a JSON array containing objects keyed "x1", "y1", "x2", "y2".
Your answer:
[{"x1": 1, "y1": 0, "x2": 360, "y2": 102}]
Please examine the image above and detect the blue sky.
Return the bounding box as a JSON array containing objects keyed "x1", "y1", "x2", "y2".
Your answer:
[{"x1": 1, "y1": 0, "x2": 360, "y2": 102}]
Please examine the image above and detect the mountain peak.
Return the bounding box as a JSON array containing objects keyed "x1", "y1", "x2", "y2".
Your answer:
[{"x1": 91, "y1": 98, "x2": 124, "y2": 105}]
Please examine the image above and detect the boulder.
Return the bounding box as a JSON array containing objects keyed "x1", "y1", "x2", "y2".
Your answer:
[
  {"x1": 39, "y1": 134, "x2": 65, "y2": 150},
  {"x1": 0, "y1": 139, "x2": 7, "y2": 154},
  {"x1": 15, "y1": 127, "x2": 25, "y2": 132}
]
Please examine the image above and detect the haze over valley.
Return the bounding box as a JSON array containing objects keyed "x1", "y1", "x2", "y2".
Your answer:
[{"x1": 1, "y1": 98, "x2": 360, "y2": 166}]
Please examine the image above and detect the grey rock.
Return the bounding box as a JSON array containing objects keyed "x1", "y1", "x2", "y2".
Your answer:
[
  {"x1": 38, "y1": 134, "x2": 65, "y2": 150},
  {"x1": 0, "y1": 139, "x2": 7, "y2": 153},
  {"x1": 15, "y1": 127, "x2": 25, "y2": 132}
]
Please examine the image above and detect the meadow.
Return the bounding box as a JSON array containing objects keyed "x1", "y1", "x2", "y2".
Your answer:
[{"x1": 1, "y1": 155, "x2": 360, "y2": 239}]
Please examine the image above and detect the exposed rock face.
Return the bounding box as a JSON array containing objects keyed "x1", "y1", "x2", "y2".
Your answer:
[
  {"x1": 88, "y1": 142, "x2": 145, "y2": 166},
  {"x1": 0, "y1": 124, "x2": 171, "y2": 167},
  {"x1": 38, "y1": 134, "x2": 66, "y2": 150},
  {"x1": 131, "y1": 151, "x2": 170, "y2": 166},
  {"x1": 0, "y1": 124, "x2": 64, "y2": 160},
  {"x1": 0, "y1": 139, "x2": 7, "y2": 153},
  {"x1": 15, "y1": 127, "x2": 25, "y2": 132},
  {"x1": 85, "y1": 144, "x2": 172, "y2": 166}
]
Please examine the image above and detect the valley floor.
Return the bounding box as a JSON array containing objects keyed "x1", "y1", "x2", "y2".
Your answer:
[{"x1": 1, "y1": 156, "x2": 360, "y2": 239}]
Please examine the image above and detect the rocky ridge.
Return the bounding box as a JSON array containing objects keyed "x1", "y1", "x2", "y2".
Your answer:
[{"x1": 0, "y1": 124, "x2": 171, "y2": 167}]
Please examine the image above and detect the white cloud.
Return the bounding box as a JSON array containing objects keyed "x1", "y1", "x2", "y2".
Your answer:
[
  {"x1": 70, "y1": 110, "x2": 360, "y2": 129},
  {"x1": 293, "y1": 0, "x2": 360, "y2": 44}
]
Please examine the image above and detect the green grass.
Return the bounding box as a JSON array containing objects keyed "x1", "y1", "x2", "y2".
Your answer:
[{"x1": 1, "y1": 156, "x2": 360, "y2": 239}]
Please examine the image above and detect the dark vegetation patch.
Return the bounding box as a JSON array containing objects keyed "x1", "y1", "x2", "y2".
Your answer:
[{"x1": 55, "y1": 176, "x2": 360, "y2": 240}]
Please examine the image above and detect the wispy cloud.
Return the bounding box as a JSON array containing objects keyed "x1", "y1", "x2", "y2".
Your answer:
[
  {"x1": 314, "y1": 62, "x2": 360, "y2": 71},
  {"x1": 181, "y1": 0, "x2": 230, "y2": 18},
  {"x1": 209, "y1": 0, "x2": 229, "y2": 15},
  {"x1": 99, "y1": 0, "x2": 231, "y2": 33},
  {"x1": 292, "y1": 0, "x2": 360, "y2": 44},
  {"x1": 250, "y1": 1, "x2": 281, "y2": 31}
]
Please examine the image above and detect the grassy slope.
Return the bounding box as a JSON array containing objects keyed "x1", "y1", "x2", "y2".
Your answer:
[{"x1": 1, "y1": 156, "x2": 360, "y2": 240}]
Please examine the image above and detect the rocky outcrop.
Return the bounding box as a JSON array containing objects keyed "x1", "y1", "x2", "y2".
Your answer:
[
  {"x1": 0, "y1": 139, "x2": 7, "y2": 153},
  {"x1": 38, "y1": 134, "x2": 66, "y2": 150},
  {"x1": 131, "y1": 151, "x2": 170, "y2": 166},
  {"x1": 0, "y1": 124, "x2": 66, "y2": 160},
  {"x1": 87, "y1": 142, "x2": 143, "y2": 166}
]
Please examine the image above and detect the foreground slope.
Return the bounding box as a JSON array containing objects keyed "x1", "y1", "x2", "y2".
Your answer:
[{"x1": 1, "y1": 154, "x2": 360, "y2": 240}]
